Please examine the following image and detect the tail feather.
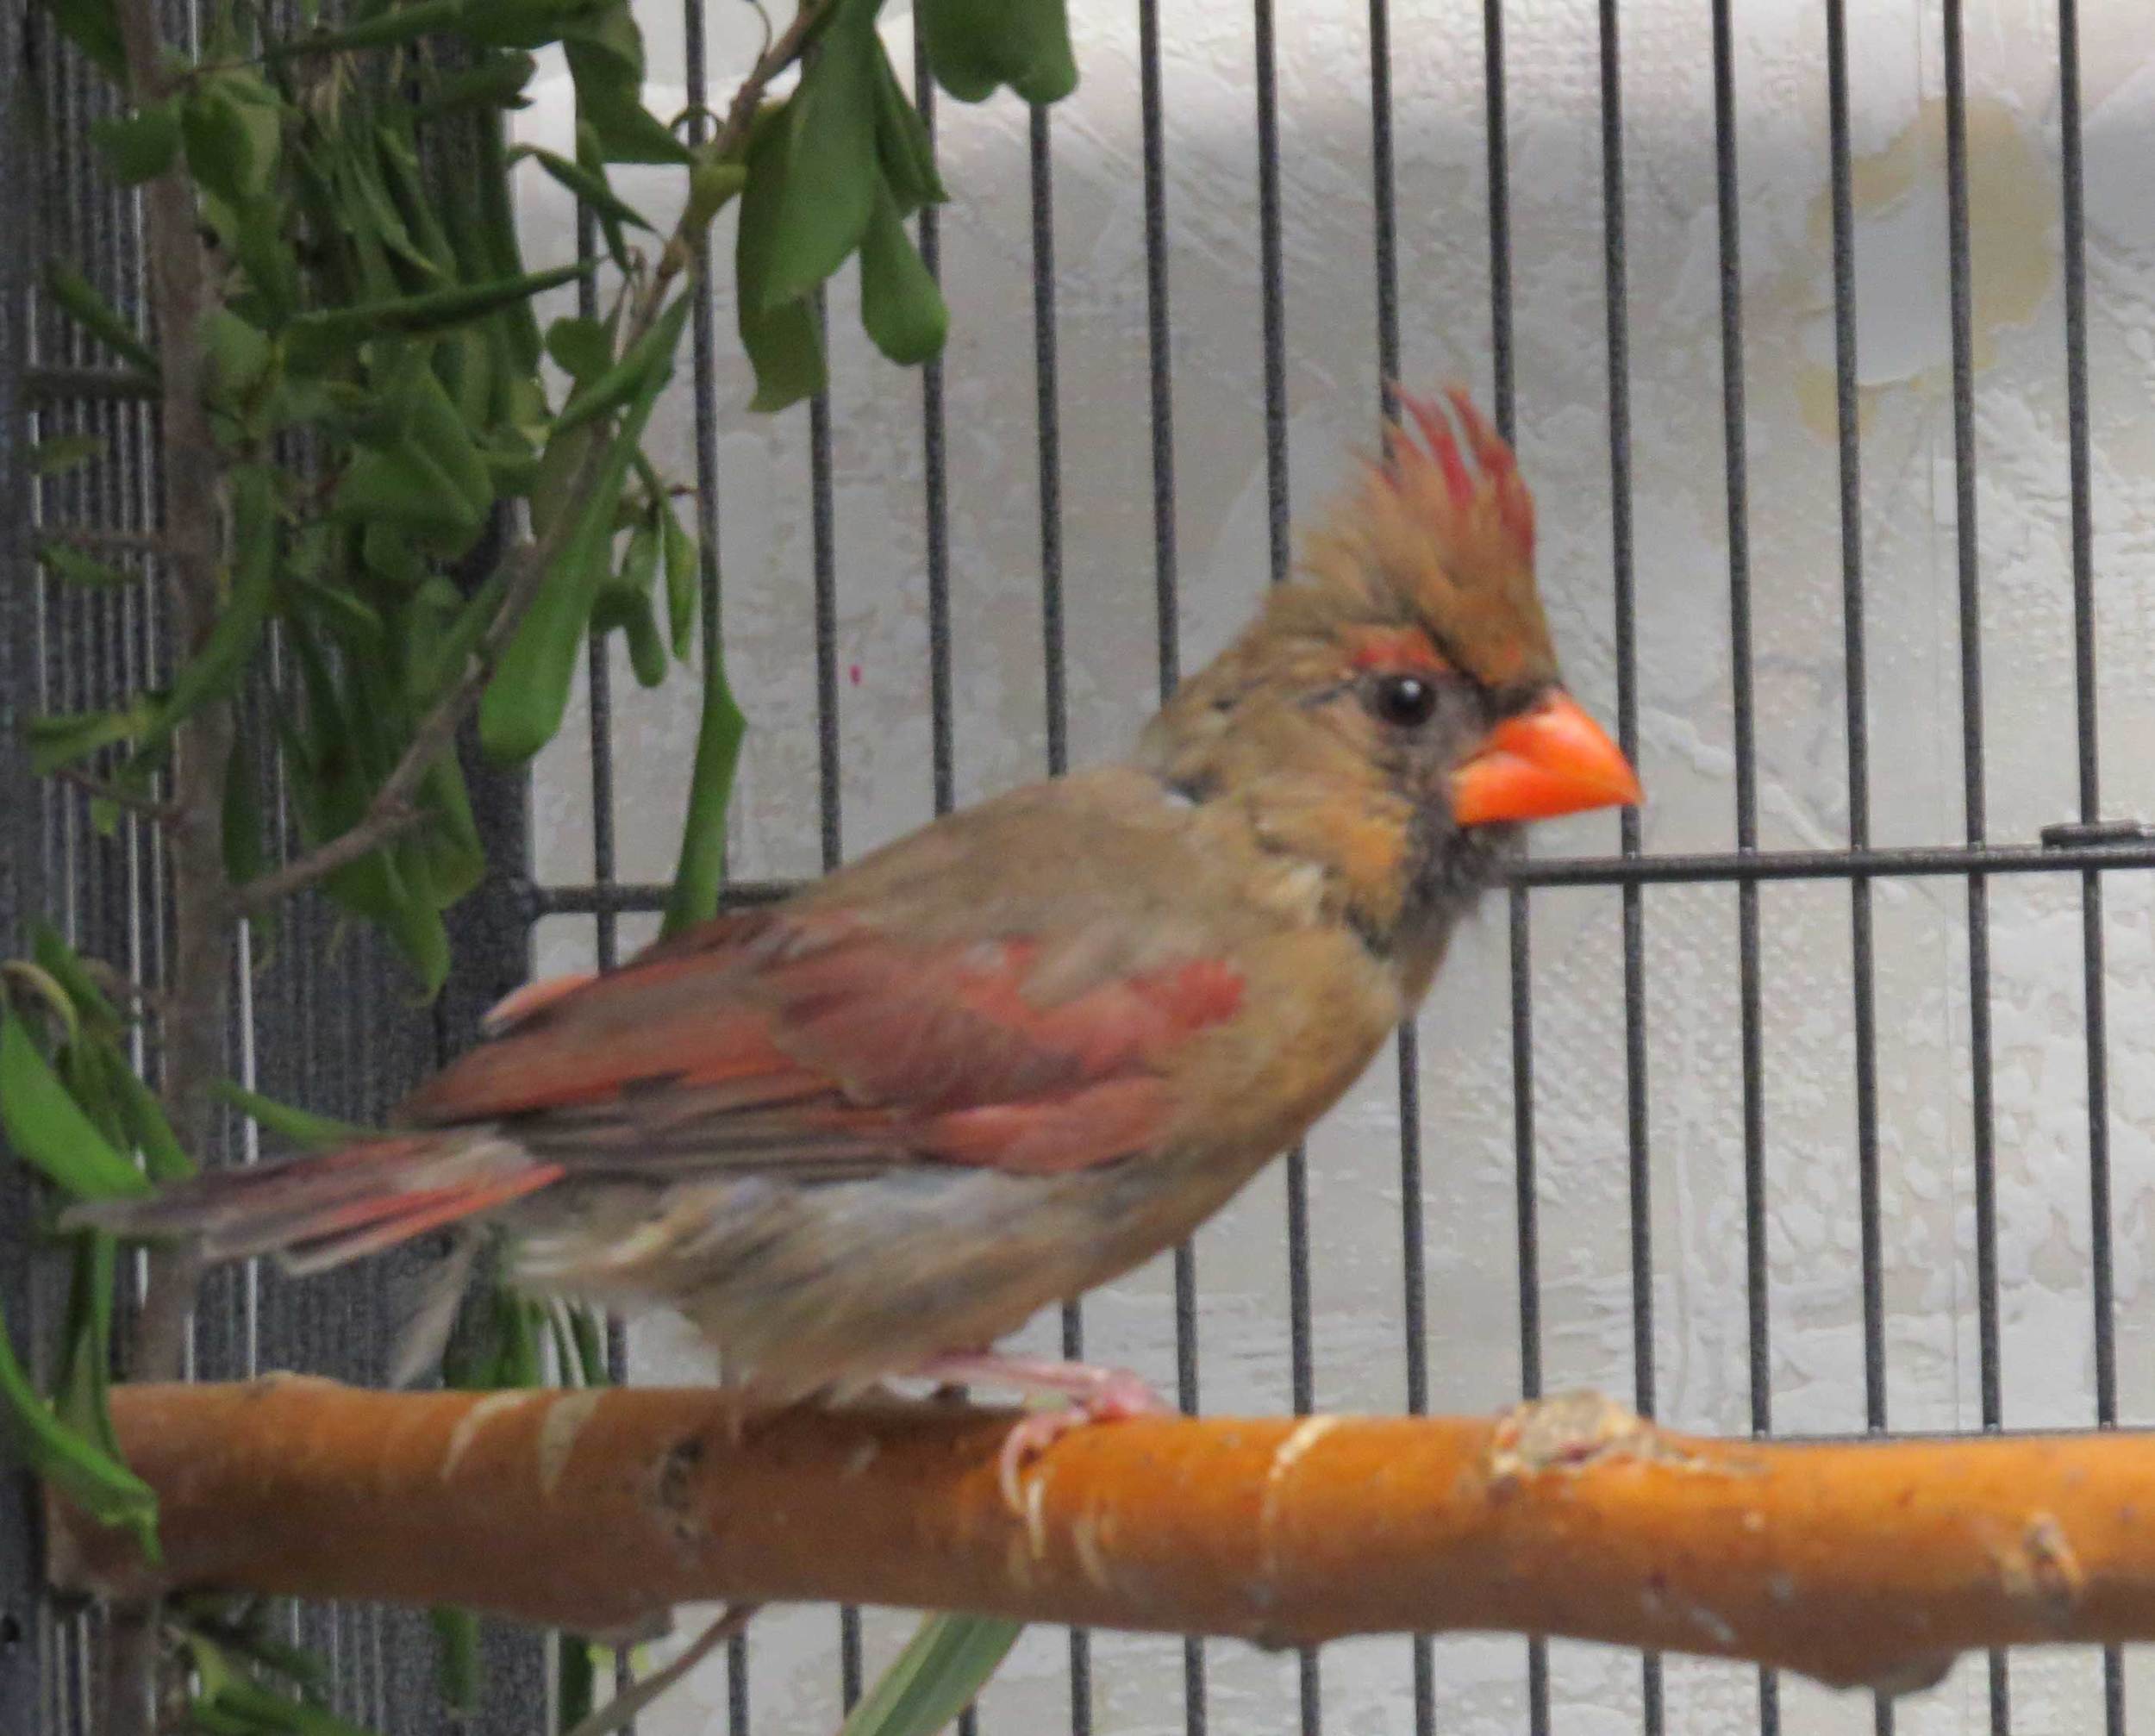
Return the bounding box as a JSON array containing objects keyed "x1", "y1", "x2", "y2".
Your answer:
[{"x1": 63, "y1": 1132, "x2": 562, "y2": 1271}]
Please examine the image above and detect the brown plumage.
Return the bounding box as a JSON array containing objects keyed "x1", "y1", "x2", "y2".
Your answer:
[{"x1": 75, "y1": 389, "x2": 1640, "y2": 1483}]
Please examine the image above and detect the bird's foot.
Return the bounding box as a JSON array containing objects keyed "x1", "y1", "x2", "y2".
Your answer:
[{"x1": 907, "y1": 1351, "x2": 1168, "y2": 1508}]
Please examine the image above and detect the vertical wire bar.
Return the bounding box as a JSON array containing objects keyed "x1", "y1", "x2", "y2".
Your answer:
[
  {"x1": 681, "y1": 4, "x2": 748, "y2": 1726},
  {"x1": 803, "y1": 293, "x2": 858, "y2": 1713},
  {"x1": 576, "y1": 214, "x2": 616, "y2": 989},
  {"x1": 1134, "y1": 9, "x2": 1203, "y2": 1727},
  {"x1": 575, "y1": 195, "x2": 634, "y2": 1729},
  {"x1": 908, "y1": 49, "x2": 984, "y2": 1736},
  {"x1": 0, "y1": 14, "x2": 46, "y2": 1723},
  {"x1": 1367, "y1": 9, "x2": 1433, "y2": 1734},
  {"x1": 1484, "y1": 3, "x2": 1545, "y2": 1729},
  {"x1": 1708, "y1": 8, "x2": 1776, "y2": 1731},
  {"x1": 2052, "y1": 4, "x2": 2120, "y2": 1730},
  {"x1": 916, "y1": 46, "x2": 954, "y2": 827},
  {"x1": 1026, "y1": 92, "x2": 1081, "y2": 1736},
  {"x1": 1822, "y1": 0, "x2": 1886, "y2": 1445},
  {"x1": 1940, "y1": 7, "x2": 2007, "y2": 1732},
  {"x1": 1821, "y1": 19, "x2": 1890, "y2": 1732},
  {"x1": 1596, "y1": 3, "x2": 1659, "y2": 1730},
  {"x1": 1033, "y1": 108, "x2": 1067, "y2": 789},
  {"x1": 1253, "y1": 4, "x2": 1317, "y2": 1729}
]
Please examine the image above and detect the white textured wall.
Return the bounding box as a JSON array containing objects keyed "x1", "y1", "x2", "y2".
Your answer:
[{"x1": 513, "y1": 3, "x2": 2155, "y2": 1731}]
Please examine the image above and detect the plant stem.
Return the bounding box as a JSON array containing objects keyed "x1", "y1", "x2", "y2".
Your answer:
[
  {"x1": 105, "y1": 0, "x2": 231, "y2": 1725},
  {"x1": 50, "y1": 766, "x2": 180, "y2": 823},
  {"x1": 227, "y1": 0, "x2": 832, "y2": 921}
]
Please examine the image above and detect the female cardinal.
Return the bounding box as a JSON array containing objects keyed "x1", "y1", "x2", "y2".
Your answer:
[{"x1": 78, "y1": 389, "x2": 1638, "y2": 1493}]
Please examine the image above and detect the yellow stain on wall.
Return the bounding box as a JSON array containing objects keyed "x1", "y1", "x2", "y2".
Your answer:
[{"x1": 1793, "y1": 94, "x2": 2055, "y2": 442}]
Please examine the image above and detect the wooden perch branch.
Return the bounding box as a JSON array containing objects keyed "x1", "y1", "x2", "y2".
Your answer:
[{"x1": 47, "y1": 1381, "x2": 2155, "y2": 1696}]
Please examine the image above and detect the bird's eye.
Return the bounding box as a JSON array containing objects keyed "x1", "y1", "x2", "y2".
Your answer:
[{"x1": 1370, "y1": 672, "x2": 1440, "y2": 728}]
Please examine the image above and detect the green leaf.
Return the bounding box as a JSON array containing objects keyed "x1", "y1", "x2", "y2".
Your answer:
[
  {"x1": 46, "y1": 262, "x2": 159, "y2": 377},
  {"x1": 197, "y1": 1669, "x2": 384, "y2": 1736},
  {"x1": 27, "y1": 700, "x2": 156, "y2": 777},
  {"x1": 660, "y1": 632, "x2": 746, "y2": 938},
  {"x1": 285, "y1": 261, "x2": 590, "y2": 358},
  {"x1": 743, "y1": 297, "x2": 824, "y2": 412},
  {"x1": 578, "y1": 122, "x2": 637, "y2": 272},
  {"x1": 53, "y1": 1228, "x2": 119, "y2": 1448},
  {"x1": 2, "y1": 963, "x2": 78, "y2": 1052},
  {"x1": 130, "y1": 466, "x2": 279, "y2": 765},
  {"x1": 415, "y1": 753, "x2": 485, "y2": 905},
  {"x1": 0, "y1": 1007, "x2": 147, "y2": 1199},
  {"x1": 203, "y1": 309, "x2": 274, "y2": 403},
  {"x1": 567, "y1": 1303, "x2": 608, "y2": 1387},
  {"x1": 512, "y1": 147, "x2": 653, "y2": 273},
  {"x1": 181, "y1": 78, "x2": 286, "y2": 209},
  {"x1": 30, "y1": 924, "x2": 122, "y2": 1035},
  {"x1": 552, "y1": 295, "x2": 690, "y2": 436},
  {"x1": 919, "y1": 0, "x2": 1077, "y2": 104},
  {"x1": 682, "y1": 156, "x2": 747, "y2": 236},
  {"x1": 268, "y1": 0, "x2": 462, "y2": 56},
  {"x1": 108, "y1": 1056, "x2": 193, "y2": 1184},
  {"x1": 859, "y1": 179, "x2": 948, "y2": 365},
  {"x1": 288, "y1": 574, "x2": 387, "y2": 653},
  {"x1": 38, "y1": 543, "x2": 136, "y2": 590},
  {"x1": 759, "y1": 3, "x2": 881, "y2": 311},
  {"x1": 418, "y1": 51, "x2": 539, "y2": 118},
  {"x1": 222, "y1": 733, "x2": 266, "y2": 892},
  {"x1": 401, "y1": 356, "x2": 496, "y2": 525},
  {"x1": 871, "y1": 41, "x2": 946, "y2": 214},
  {"x1": 335, "y1": 133, "x2": 442, "y2": 284},
  {"x1": 459, "y1": 0, "x2": 608, "y2": 49},
  {"x1": 335, "y1": 370, "x2": 489, "y2": 556},
  {"x1": 409, "y1": 570, "x2": 504, "y2": 709},
  {"x1": 661, "y1": 498, "x2": 696, "y2": 659},
  {"x1": 32, "y1": 434, "x2": 107, "y2": 476},
  {"x1": 562, "y1": 0, "x2": 691, "y2": 165},
  {"x1": 735, "y1": 110, "x2": 827, "y2": 411},
  {"x1": 481, "y1": 296, "x2": 691, "y2": 762},
  {"x1": 545, "y1": 315, "x2": 614, "y2": 384},
  {"x1": 212, "y1": 1082, "x2": 370, "y2": 1151},
  {"x1": 598, "y1": 589, "x2": 666, "y2": 688},
  {"x1": 558, "y1": 1631, "x2": 596, "y2": 1733},
  {"x1": 614, "y1": 511, "x2": 659, "y2": 605},
  {"x1": 836, "y1": 1614, "x2": 1024, "y2": 1736},
  {"x1": 91, "y1": 102, "x2": 182, "y2": 185},
  {"x1": 53, "y1": 1045, "x2": 128, "y2": 1172},
  {"x1": 430, "y1": 1608, "x2": 483, "y2": 1715},
  {"x1": 360, "y1": 520, "x2": 429, "y2": 591},
  {"x1": 226, "y1": 219, "x2": 292, "y2": 328},
  {"x1": 0, "y1": 1293, "x2": 159, "y2": 1559},
  {"x1": 36, "y1": 0, "x2": 126, "y2": 79},
  {"x1": 492, "y1": 1285, "x2": 543, "y2": 1387}
]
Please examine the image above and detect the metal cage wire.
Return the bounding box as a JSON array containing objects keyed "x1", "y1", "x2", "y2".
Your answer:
[{"x1": 7, "y1": 2, "x2": 2151, "y2": 1735}]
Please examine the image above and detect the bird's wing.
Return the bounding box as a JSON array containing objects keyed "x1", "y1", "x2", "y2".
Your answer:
[{"x1": 397, "y1": 891, "x2": 1244, "y2": 1180}]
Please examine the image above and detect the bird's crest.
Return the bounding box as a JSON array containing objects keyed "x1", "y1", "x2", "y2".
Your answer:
[{"x1": 1295, "y1": 386, "x2": 1556, "y2": 693}]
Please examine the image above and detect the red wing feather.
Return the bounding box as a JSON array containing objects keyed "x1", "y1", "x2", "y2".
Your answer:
[{"x1": 396, "y1": 910, "x2": 1244, "y2": 1178}]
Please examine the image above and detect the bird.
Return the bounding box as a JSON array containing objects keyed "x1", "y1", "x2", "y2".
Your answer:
[{"x1": 75, "y1": 388, "x2": 1639, "y2": 1496}]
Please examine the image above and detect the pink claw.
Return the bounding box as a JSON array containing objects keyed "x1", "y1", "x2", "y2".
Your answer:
[
  {"x1": 906, "y1": 1352, "x2": 1171, "y2": 1508},
  {"x1": 994, "y1": 1369, "x2": 1163, "y2": 1508}
]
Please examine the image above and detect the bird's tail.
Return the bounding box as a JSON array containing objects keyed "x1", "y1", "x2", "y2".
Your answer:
[{"x1": 63, "y1": 1130, "x2": 564, "y2": 1277}]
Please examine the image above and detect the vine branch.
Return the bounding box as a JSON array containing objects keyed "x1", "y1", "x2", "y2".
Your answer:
[
  {"x1": 48, "y1": 1382, "x2": 2155, "y2": 1702},
  {"x1": 224, "y1": 0, "x2": 831, "y2": 921},
  {"x1": 103, "y1": 0, "x2": 231, "y2": 1720}
]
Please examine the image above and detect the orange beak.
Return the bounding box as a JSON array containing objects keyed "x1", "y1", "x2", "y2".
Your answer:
[{"x1": 1451, "y1": 690, "x2": 1642, "y2": 826}]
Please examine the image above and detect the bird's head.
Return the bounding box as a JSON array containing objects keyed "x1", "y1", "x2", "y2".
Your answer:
[{"x1": 1138, "y1": 387, "x2": 1640, "y2": 961}]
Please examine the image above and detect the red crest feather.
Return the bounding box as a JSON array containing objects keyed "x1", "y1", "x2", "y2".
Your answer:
[{"x1": 1298, "y1": 384, "x2": 1556, "y2": 691}]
